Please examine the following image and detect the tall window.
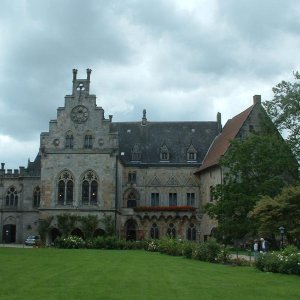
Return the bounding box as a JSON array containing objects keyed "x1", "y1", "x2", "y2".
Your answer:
[
  {"x1": 84, "y1": 135, "x2": 93, "y2": 149},
  {"x1": 33, "y1": 186, "x2": 41, "y2": 208},
  {"x1": 82, "y1": 171, "x2": 98, "y2": 205},
  {"x1": 128, "y1": 172, "x2": 136, "y2": 184},
  {"x1": 167, "y1": 223, "x2": 176, "y2": 238},
  {"x1": 169, "y1": 193, "x2": 177, "y2": 206},
  {"x1": 151, "y1": 193, "x2": 159, "y2": 206},
  {"x1": 187, "y1": 192, "x2": 195, "y2": 206},
  {"x1": 57, "y1": 171, "x2": 74, "y2": 205},
  {"x1": 150, "y1": 223, "x2": 159, "y2": 239},
  {"x1": 5, "y1": 187, "x2": 18, "y2": 207},
  {"x1": 65, "y1": 133, "x2": 74, "y2": 149},
  {"x1": 187, "y1": 223, "x2": 196, "y2": 241}
]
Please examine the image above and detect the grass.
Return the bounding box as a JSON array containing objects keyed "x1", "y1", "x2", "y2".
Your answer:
[{"x1": 0, "y1": 248, "x2": 300, "y2": 300}]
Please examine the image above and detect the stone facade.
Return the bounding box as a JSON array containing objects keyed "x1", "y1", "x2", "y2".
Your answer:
[{"x1": 0, "y1": 69, "x2": 272, "y2": 244}]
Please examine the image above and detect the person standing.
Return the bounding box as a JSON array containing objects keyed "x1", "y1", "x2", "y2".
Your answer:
[
  {"x1": 260, "y1": 238, "x2": 269, "y2": 252},
  {"x1": 253, "y1": 239, "x2": 259, "y2": 260}
]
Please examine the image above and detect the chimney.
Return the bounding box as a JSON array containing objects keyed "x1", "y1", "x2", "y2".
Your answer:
[
  {"x1": 86, "y1": 68, "x2": 92, "y2": 82},
  {"x1": 217, "y1": 112, "x2": 222, "y2": 132},
  {"x1": 253, "y1": 95, "x2": 261, "y2": 105},
  {"x1": 1, "y1": 163, "x2": 4, "y2": 170},
  {"x1": 72, "y1": 69, "x2": 78, "y2": 82}
]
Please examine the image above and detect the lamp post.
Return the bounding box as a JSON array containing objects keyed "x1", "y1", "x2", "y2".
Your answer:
[{"x1": 279, "y1": 226, "x2": 285, "y2": 249}]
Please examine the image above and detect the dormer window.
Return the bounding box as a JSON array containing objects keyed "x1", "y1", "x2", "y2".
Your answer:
[
  {"x1": 187, "y1": 143, "x2": 197, "y2": 162},
  {"x1": 131, "y1": 144, "x2": 142, "y2": 161},
  {"x1": 65, "y1": 132, "x2": 74, "y2": 149},
  {"x1": 84, "y1": 135, "x2": 93, "y2": 149},
  {"x1": 160, "y1": 144, "x2": 170, "y2": 161},
  {"x1": 188, "y1": 152, "x2": 196, "y2": 160}
]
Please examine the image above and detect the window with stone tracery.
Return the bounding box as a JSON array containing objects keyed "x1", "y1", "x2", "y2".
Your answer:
[
  {"x1": 187, "y1": 223, "x2": 196, "y2": 241},
  {"x1": 81, "y1": 171, "x2": 98, "y2": 205},
  {"x1": 57, "y1": 171, "x2": 74, "y2": 205},
  {"x1": 167, "y1": 223, "x2": 176, "y2": 238},
  {"x1": 65, "y1": 132, "x2": 74, "y2": 149},
  {"x1": 84, "y1": 135, "x2": 93, "y2": 149},
  {"x1": 33, "y1": 186, "x2": 41, "y2": 208},
  {"x1": 150, "y1": 223, "x2": 159, "y2": 239},
  {"x1": 126, "y1": 189, "x2": 138, "y2": 208},
  {"x1": 5, "y1": 186, "x2": 18, "y2": 207}
]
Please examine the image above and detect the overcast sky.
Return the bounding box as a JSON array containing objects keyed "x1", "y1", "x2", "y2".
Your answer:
[{"x1": 1, "y1": 0, "x2": 300, "y2": 169}]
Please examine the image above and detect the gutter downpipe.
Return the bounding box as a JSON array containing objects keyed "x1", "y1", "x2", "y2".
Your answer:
[{"x1": 115, "y1": 154, "x2": 118, "y2": 238}]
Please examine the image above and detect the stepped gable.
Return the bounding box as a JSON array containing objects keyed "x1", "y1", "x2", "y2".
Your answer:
[
  {"x1": 198, "y1": 105, "x2": 254, "y2": 172},
  {"x1": 26, "y1": 154, "x2": 41, "y2": 175},
  {"x1": 111, "y1": 121, "x2": 219, "y2": 165}
]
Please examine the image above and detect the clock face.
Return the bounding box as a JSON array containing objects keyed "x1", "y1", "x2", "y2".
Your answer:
[{"x1": 71, "y1": 105, "x2": 89, "y2": 123}]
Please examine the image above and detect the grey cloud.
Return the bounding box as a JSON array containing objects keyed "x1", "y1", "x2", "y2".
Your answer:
[{"x1": 218, "y1": 0, "x2": 300, "y2": 41}]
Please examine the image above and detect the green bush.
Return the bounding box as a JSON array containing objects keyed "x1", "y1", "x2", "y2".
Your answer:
[
  {"x1": 158, "y1": 238, "x2": 183, "y2": 256},
  {"x1": 192, "y1": 239, "x2": 221, "y2": 263},
  {"x1": 182, "y1": 241, "x2": 197, "y2": 259},
  {"x1": 255, "y1": 246, "x2": 300, "y2": 275},
  {"x1": 53, "y1": 235, "x2": 231, "y2": 266}
]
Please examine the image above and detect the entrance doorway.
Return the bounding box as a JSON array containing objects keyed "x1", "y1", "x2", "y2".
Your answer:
[
  {"x1": 2, "y1": 224, "x2": 16, "y2": 243},
  {"x1": 125, "y1": 219, "x2": 137, "y2": 241}
]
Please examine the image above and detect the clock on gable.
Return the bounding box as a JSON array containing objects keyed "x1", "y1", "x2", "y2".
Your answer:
[{"x1": 71, "y1": 105, "x2": 89, "y2": 123}]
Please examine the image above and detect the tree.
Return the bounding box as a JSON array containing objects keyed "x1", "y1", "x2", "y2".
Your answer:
[
  {"x1": 80, "y1": 215, "x2": 99, "y2": 239},
  {"x1": 251, "y1": 185, "x2": 300, "y2": 247},
  {"x1": 100, "y1": 215, "x2": 115, "y2": 237},
  {"x1": 264, "y1": 72, "x2": 300, "y2": 162},
  {"x1": 205, "y1": 134, "x2": 298, "y2": 244},
  {"x1": 38, "y1": 216, "x2": 53, "y2": 245},
  {"x1": 56, "y1": 214, "x2": 79, "y2": 237}
]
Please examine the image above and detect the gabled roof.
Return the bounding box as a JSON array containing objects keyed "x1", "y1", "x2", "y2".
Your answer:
[
  {"x1": 197, "y1": 105, "x2": 254, "y2": 172},
  {"x1": 111, "y1": 121, "x2": 219, "y2": 165}
]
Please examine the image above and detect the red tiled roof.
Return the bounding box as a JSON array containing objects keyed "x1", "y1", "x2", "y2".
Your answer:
[{"x1": 197, "y1": 105, "x2": 254, "y2": 172}]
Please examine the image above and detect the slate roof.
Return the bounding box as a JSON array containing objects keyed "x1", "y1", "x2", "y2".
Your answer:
[
  {"x1": 111, "y1": 121, "x2": 220, "y2": 165},
  {"x1": 197, "y1": 105, "x2": 254, "y2": 172}
]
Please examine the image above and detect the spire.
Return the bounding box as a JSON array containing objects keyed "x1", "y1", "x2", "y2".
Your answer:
[{"x1": 141, "y1": 109, "x2": 147, "y2": 125}]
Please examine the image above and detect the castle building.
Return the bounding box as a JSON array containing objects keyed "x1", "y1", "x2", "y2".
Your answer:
[{"x1": 0, "y1": 69, "x2": 270, "y2": 244}]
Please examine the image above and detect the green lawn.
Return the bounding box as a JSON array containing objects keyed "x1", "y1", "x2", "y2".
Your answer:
[{"x1": 0, "y1": 248, "x2": 299, "y2": 300}]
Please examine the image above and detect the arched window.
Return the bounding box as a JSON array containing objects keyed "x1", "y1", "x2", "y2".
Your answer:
[
  {"x1": 5, "y1": 187, "x2": 18, "y2": 207},
  {"x1": 127, "y1": 190, "x2": 137, "y2": 208},
  {"x1": 84, "y1": 135, "x2": 93, "y2": 149},
  {"x1": 150, "y1": 223, "x2": 159, "y2": 239},
  {"x1": 81, "y1": 171, "x2": 98, "y2": 205},
  {"x1": 167, "y1": 223, "x2": 176, "y2": 238},
  {"x1": 187, "y1": 223, "x2": 196, "y2": 241},
  {"x1": 33, "y1": 186, "x2": 41, "y2": 208},
  {"x1": 65, "y1": 132, "x2": 74, "y2": 149},
  {"x1": 125, "y1": 219, "x2": 137, "y2": 241},
  {"x1": 57, "y1": 171, "x2": 74, "y2": 205}
]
